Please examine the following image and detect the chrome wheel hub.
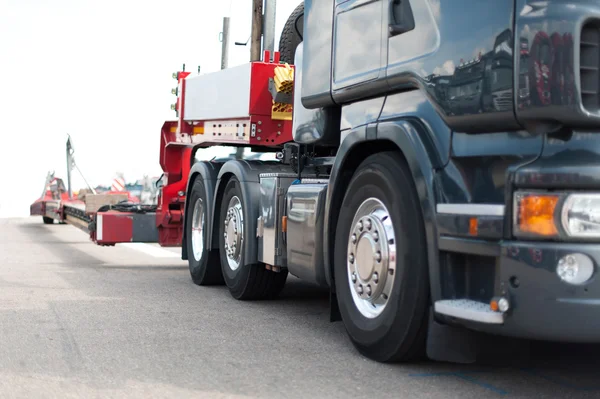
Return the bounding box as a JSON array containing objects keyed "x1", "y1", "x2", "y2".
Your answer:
[
  {"x1": 347, "y1": 198, "x2": 396, "y2": 318},
  {"x1": 223, "y1": 196, "x2": 244, "y2": 271},
  {"x1": 191, "y1": 198, "x2": 204, "y2": 261}
]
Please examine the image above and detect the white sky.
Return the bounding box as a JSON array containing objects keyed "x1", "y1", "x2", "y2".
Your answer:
[{"x1": 0, "y1": 0, "x2": 300, "y2": 217}]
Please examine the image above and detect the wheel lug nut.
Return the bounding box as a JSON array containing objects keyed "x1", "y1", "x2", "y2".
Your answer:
[
  {"x1": 375, "y1": 252, "x2": 382, "y2": 262},
  {"x1": 351, "y1": 234, "x2": 357, "y2": 244},
  {"x1": 358, "y1": 221, "x2": 363, "y2": 231},
  {"x1": 365, "y1": 219, "x2": 372, "y2": 230},
  {"x1": 373, "y1": 272, "x2": 379, "y2": 284},
  {"x1": 373, "y1": 231, "x2": 379, "y2": 242},
  {"x1": 357, "y1": 285, "x2": 363, "y2": 295},
  {"x1": 351, "y1": 273, "x2": 357, "y2": 283},
  {"x1": 366, "y1": 285, "x2": 372, "y2": 296},
  {"x1": 348, "y1": 254, "x2": 355, "y2": 264}
]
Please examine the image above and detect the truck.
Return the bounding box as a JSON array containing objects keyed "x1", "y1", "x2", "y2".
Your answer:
[{"x1": 37, "y1": 0, "x2": 600, "y2": 363}]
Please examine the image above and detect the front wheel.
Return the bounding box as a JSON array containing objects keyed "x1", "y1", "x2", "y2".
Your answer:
[
  {"x1": 334, "y1": 151, "x2": 430, "y2": 362},
  {"x1": 42, "y1": 216, "x2": 54, "y2": 225}
]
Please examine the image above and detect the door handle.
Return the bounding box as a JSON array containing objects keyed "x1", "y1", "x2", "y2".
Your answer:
[
  {"x1": 389, "y1": 23, "x2": 412, "y2": 37},
  {"x1": 389, "y1": 0, "x2": 415, "y2": 37}
]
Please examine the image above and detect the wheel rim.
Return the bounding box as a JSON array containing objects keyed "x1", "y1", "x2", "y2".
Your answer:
[
  {"x1": 224, "y1": 195, "x2": 244, "y2": 271},
  {"x1": 347, "y1": 198, "x2": 397, "y2": 319},
  {"x1": 191, "y1": 198, "x2": 205, "y2": 261}
]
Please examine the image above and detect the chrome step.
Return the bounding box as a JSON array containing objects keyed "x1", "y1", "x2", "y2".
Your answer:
[{"x1": 434, "y1": 299, "x2": 504, "y2": 324}]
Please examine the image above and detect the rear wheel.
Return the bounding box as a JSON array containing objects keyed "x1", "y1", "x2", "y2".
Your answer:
[
  {"x1": 185, "y1": 178, "x2": 223, "y2": 285},
  {"x1": 42, "y1": 216, "x2": 54, "y2": 225},
  {"x1": 334, "y1": 151, "x2": 430, "y2": 362},
  {"x1": 219, "y1": 177, "x2": 287, "y2": 300}
]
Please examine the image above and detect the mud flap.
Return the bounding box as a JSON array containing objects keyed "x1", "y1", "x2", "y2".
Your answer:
[{"x1": 426, "y1": 309, "x2": 532, "y2": 365}]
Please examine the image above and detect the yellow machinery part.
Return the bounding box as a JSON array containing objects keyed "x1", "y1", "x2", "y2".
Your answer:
[
  {"x1": 272, "y1": 100, "x2": 293, "y2": 121},
  {"x1": 273, "y1": 64, "x2": 294, "y2": 94}
]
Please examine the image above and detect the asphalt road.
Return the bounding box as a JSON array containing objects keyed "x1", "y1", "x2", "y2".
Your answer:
[{"x1": 2, "y1": 217, "x2": 600, "y2": 398}]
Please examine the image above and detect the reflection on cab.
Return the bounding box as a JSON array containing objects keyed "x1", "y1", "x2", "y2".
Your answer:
[{"x1": 428, "y1": 29, "x2": 514, "y2": 116}]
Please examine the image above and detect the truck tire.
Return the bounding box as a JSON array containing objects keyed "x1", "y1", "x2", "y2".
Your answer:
[
  {"x1": 218, "y1": 177, "x2": 288, "y2": 300},
  {"x1": 333, "y1": 151, "x2": 429, "y2": 362},
  {"x1": 278, "y1": 2, "x2": 304, "y2": 64},
  {"x1": 185, "y1": 178, "x2": 224, "y2": 285},
  {"x1": 42, "y1": 216, "x2": 54, "y2": 225}
]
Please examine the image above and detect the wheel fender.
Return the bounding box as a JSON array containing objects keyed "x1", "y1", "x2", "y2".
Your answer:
[
  {"x1": 182, "y1": 161, "x2": 223, "y2": 260},
  {"x1": 324, "y1": 120, "x2": 441, "y2": 301},
  {"x1": 215, "y1": 160, "x2": 292, "y2": 267}
]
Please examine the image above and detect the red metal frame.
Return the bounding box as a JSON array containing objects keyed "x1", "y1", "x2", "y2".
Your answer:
[
  {"x1": 93, "y1": 212, "x2": 133, "y2": 245},
  {"x1": 91, "y1": 52, "x2": 295, "y2": 248},
  {"x1": 152, "y1": 52, "x2": 294, "y2": 247},
  {"x1": 176, "y1": 70, "x2": 192, "y2": 135},
  {"x1": 156, "y1": 121, "x2": 192, "y2": 246},
  {"x1": 30, "y1": 177, "x2": 76, "y2": 221}
]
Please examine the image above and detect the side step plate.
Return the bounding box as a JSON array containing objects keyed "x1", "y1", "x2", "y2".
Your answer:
[{"x1": 434, "y1": 299, "x2": 504, "y2": 324}]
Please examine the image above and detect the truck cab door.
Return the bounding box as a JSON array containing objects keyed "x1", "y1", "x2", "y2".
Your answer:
[
  {"x1": 385, "y1": 0, "x2": 438, "y2": 88},
  {"x1": 332, "y1": 0, "x2": 386, "y2": 92}
]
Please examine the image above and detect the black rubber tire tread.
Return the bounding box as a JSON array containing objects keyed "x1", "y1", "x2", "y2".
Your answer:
[
  {"x1": 278, "y1": 2, "x2": 304, "y2": 64},
  {"x1": 185, "y1": 178, "x2": 224, "y2": 286},
  {"x1": 334, "y1": 151, "x2": 430, "y2": 363},
  {"x1": 42, "y1": 216, "x2": 54, "y2": 225},
  {"x1": 219, "y1": 177, "x2": 288, "y2": 300}
]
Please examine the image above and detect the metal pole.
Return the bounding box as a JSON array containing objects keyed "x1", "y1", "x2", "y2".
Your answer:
[
  {"x1": 66, "y1": 136, "x2": 73, "y2": 199},
  {"x1": 263, "y1": 0, "x2": 277, "y2": 57},
  {"x1": 250, "y1": 0, "x2": 263, "y2": 61},
  {"x1": 221, "y1": 16, "x2": 230, "y2": 70}
]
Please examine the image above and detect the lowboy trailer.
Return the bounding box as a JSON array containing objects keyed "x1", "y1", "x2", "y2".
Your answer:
[{"x1": 68, "y1": 0, "x2": 600, "y2": 362}]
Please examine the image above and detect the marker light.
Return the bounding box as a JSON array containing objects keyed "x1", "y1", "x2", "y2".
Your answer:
[
  {"x1": 561, "y1": 194, "x2": 600, "y2": 238},
  {"x1": 556, "y1": 253, "x2": 594, "y2": 285},
  {"x1": 490, "y1": 297, "x2": 510, "y2": 313},
  {"x1": 514, "y1": 192, "x2": 559, "y2": 237}
]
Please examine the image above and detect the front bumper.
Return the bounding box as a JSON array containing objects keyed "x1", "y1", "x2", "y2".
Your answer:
[{"x1": 485, "y1": 240, "x2": 600, "y2": 342}]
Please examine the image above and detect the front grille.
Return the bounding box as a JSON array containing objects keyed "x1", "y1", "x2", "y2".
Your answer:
[{"x1": 580, "y1": 21, "x2": 600, "y2": 112}]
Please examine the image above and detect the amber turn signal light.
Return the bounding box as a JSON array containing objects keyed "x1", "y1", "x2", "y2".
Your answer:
[{"x1": 514, "y1": 193, "x2": 559, "y2": 236}]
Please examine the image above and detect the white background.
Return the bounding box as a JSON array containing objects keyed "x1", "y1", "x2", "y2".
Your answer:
[{"x1": 0, "y1": 0, "x2": 300, "y2": 217}]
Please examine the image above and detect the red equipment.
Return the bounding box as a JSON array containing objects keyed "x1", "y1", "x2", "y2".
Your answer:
[{"x1": 90, "y1": 51, "x2": 294, "y2": 246}]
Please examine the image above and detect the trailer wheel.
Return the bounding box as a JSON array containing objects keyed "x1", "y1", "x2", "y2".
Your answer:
[
  {"x1": 334, "y1": 151, "x2": 429, "y2": 362},
  {"x1": 42, "y1": 216, "x2": 54, "y2": 225},
  {"x1": 219, "y1": 177, "x2": 288, "y2": 300},
  {"x1": 185, "y1": 179, "x2": 224, "y2": 285},
  {"x1": 278, "y1": 2, "x2": 304, "y2": 64}
]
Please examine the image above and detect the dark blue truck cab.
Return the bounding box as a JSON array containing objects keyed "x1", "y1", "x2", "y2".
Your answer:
[
  {"x1": 292, "y1": 0, "x2": 600, "y2": 360},
  {"x1": 183, "y1": 0, "x2": 600, "y2": 363}
]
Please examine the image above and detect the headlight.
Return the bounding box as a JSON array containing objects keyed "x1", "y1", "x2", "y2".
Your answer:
[
  {"x1": 561, "y1": 194, "x2": 600, "y2": 238},
  {"x1": 513, "y1": 191, "x2": 600, "y2": 239}
]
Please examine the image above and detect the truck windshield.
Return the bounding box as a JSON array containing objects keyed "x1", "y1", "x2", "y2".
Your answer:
[{"x1": 491, "y1": 67, "x2": 512, "y2": 92}]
